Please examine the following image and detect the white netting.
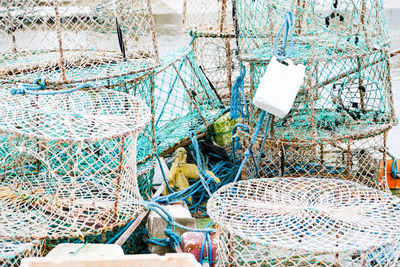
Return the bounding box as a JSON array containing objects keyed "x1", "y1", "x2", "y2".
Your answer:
[
  {"x1": 0, "y1": 0, "x2": 159, "y2": 84},
  {"x1": 0, "y1": 241, "x2": 43, "y2": 267},
  {"x1": 0, "y1": 87, "x2": 149, "y2": 241},
  {"x1": 208, "y1": 177, "x2": 400, "y2": 266},
  {"x1": 183, "y1": 0, "x2": 234, "y2": 34}
]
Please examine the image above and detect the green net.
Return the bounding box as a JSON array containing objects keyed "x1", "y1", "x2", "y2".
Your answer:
[{"x1": 109, "y1": 47, "x2": 224, "y2": 162}]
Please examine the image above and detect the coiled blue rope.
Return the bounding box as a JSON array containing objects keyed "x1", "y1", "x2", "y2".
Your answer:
[
  {"x1": 10, "y1": 78, "x2": 93, "y2": 95},
  {"x1": 273, "y1": 11, "x2": 294, "y2": 62},
  {"x1": 230, "y1": 63, "x2": 248, "y2": 120}
]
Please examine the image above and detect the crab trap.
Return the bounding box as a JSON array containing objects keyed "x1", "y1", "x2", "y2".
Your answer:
[
  {"x1": 0, "y1": 241, "x2": 44, "y2": 267},
  {"x1": 229, "y1": 0, "x2": 396, "y2": 191},
  {"x1": 0, "y1": 0, "x2": 159, "y2": 84},
  {"x1": 0, "y1": 87, "x2": 149, "y2": 241},
  {"x1": 108, "y1": 47, "x2": 224, "y2": 161},
  {"x1": 233, "y1": 0, "x2": 390, "y2": 62},
  {"x1": 183, "y1": 0, "x2": 245, "y2": 104},
  {"x1": 207, "y1": 177, "x2": 400, "y2": 266},
  {"x1": 234, "y1": 49, "x2": 397, "y2": 191}
]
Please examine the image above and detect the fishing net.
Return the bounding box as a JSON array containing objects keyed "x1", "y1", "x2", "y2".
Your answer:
[
  {"x1": 233, "y1": 49, "x2": 396, "y2": 191},
  {"x1": 183, "y1": 0, "x2": 242, "y2": 104},
  {"x1": 137, "y1": 158, "x2": 155, "y2": 200},
  {"x1": 0, "y1": 0, "x2": 159, "y2": 85},
  {"x1": 233, "y1": 0, "x2": 390, "y2": 62},
  {"x1": 208, "y1": 177, "x2": 400, "y2": 266},
  {"x1": 0, "y1": 241, "x2": 44, "y2": 267},
  {"x1": 109, "y1": 47, "x2": 224, "y2": 161},
  {"x1": 183, "y1": 0, "x2": 234, "y2": 34},
  {"x1": 0, "y1": 87, "x2": 149, "y2": 241}
]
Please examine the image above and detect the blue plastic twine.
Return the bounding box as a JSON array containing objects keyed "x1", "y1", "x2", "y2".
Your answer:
[
  {"x1": 11, "y1": 78, "x2": 93, "y2": 95},
  {"x1": 230, "y1": 63, "x2": 248, "y2": 120},
  {"x1": 273, "y1": 11, "x2": 294, "y2": 62}
]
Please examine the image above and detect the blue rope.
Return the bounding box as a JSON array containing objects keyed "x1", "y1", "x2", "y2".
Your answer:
[
  {"x1": 230, "y1": 63, "x2": 248, "y2": 120},
  {"x1": 155, "y1": 154, "x2": 174, "y2": 194},
  {"x1": 273, "y1": 11, "x2": 294, "y2": 62},
  {"x1": 189, "y1": 131, "x2": 214, "y2": 196},
  {"x1": 142, "y1": 201, "x2": 214, "y2": 233},
  {"x1": 234, "y1": 111, "x2": 270, "y2": 182},
  {"x1": 10, "y1": 78, "x2": 93, "y2": 95},
  {"x1": 199, "y1": 221, "x2": 214, "y2": 265},
  {"x1": 392, "y1": 157, "x2": 399, "y2": 179}
]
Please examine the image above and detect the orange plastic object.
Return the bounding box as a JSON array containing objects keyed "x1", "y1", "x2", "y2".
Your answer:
[{"x1": 379, "y1": 159, "x2": 400, "y2": 189}]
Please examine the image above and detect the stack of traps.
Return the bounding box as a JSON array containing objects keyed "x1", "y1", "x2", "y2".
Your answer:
[
  {"x1": 230, "y1": 0, "x2": 396, "y2": 190},
  {"x1": 0, "y1": 88, "x2": 149, "y2": 257},
  {"x1": 0, "y1": 0, "x2": 160, "y2": 84},
  {"x1": 208, "y1": 178, "x2": 400, "y2": 266}
]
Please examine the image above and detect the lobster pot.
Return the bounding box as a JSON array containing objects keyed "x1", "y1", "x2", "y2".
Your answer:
[
  {"x1": 0, "y1": 0, "x2": 159, "y2": 84},
  {"x1": 233, "y1": 0, "x2": 390, "y2": 61},
  {"x1": 233, "y1": 49, "x2": 396, "y2": 191},
  {"x1": 191, "y1": 33, "x2": 246, "y2": 105},
  {"x1": 0, "y1": 88, "x2": 149, "y2": 241},
  {"x1": 110, "y1": 47, "x2": 224, "y2": 159},
  {"x1": 241, "y1": 132, "x2": 390, "y2": 191},
  {"x1": 208, "y1": 178, "x2": 400, "y2": 267},
  {"x1": 0, "y1": 241, "x2": 44, "y2": 267},
  {"x1": 183, "y1": 0, "x2": 244, "y2": 104}
]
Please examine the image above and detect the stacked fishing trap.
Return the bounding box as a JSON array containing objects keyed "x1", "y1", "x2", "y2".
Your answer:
[
  {"x1": 208, "y1": 178, "x2": 400, "y2": 266},
  {"x1": 183, "y1": 0, "x2": 241, "y2": 104},
  {"x1": 0, "y1": 86, "x2": 149, "y2": 260},
  {"x1": 232, "y1": 0, "x2": 396, "y2": 191},
  {"x1": 0, "y1": 0, "x2": 159, "y2": 84},
  {"x1": 0, "y1": 0, "x2": 225, "y2": 264}
]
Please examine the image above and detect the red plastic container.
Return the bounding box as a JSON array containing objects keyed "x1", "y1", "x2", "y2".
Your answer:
[{"x1": 181, "y1": 232, "x2": 217, "y2": 267}]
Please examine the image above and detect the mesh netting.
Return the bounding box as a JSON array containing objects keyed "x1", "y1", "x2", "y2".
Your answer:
[
  {"x1": 240, "y1": 132, "x2": 390, "y2": 191},
  {"x1": 0, "y1": 0, "x2": 159, "y2": 84},
  {"x1": 191, "y1": 34, "x2": 239, "y2": 105},
  {"x1": 109, "y1": 47, "x2": 224, "y2": 161},
  {"x1": 247, "y1": 51, "x2": 395, "y2": 138},
  {"x1": 137, "y1": 157, "x2": 155, "y2": 200},
  {"x1": 234, "y1": 49, "x2": 395, "y2": 191},
  {"x1": 208, "y1": 177, "x2": 400, "y2": 266},
  {"x1": 0, "y1": 241, "x2": 44, "y2": 267},
  {"x1": 183, "y1": 0, "x2": 241, "y2": 104},
  {"x1": 233, "y1": 0, "x2": 390, "y2": 61},
  {"x1": 183, "y1": 0, "x2": 234, "y2": 34},
  {"x1": 0, "y1": 87, "x2": 149, "y2": 241}
]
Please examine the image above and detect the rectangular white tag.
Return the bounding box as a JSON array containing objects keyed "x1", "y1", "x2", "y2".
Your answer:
[{"x1": 253, "y1": 56, "x2": 306, "y2": 118}]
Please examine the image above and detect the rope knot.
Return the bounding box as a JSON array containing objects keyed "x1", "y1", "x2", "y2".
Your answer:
[{"x1": 164, "y1": 229, "x2": 182, "y2": 248}]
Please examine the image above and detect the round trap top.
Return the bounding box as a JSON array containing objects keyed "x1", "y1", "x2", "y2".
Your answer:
[
  {"x1": 0, "y1": 87, "x2": 150, "y2": 141},
  {"x1": 207, "y1": 178, "x2": 400, "y2": 253}
]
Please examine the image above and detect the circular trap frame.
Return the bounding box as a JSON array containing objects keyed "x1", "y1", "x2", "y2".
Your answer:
[
  {"x1": 208, "y1": 177, "x2": 400, "y2": 266},
  {"x1": 0, "y1": 87, "x2": 150, "y2": 241}
]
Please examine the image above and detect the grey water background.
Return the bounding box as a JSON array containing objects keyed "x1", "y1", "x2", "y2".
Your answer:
[{"x1": 155, "y1": 9, "x2": 400, "y2": 156}]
